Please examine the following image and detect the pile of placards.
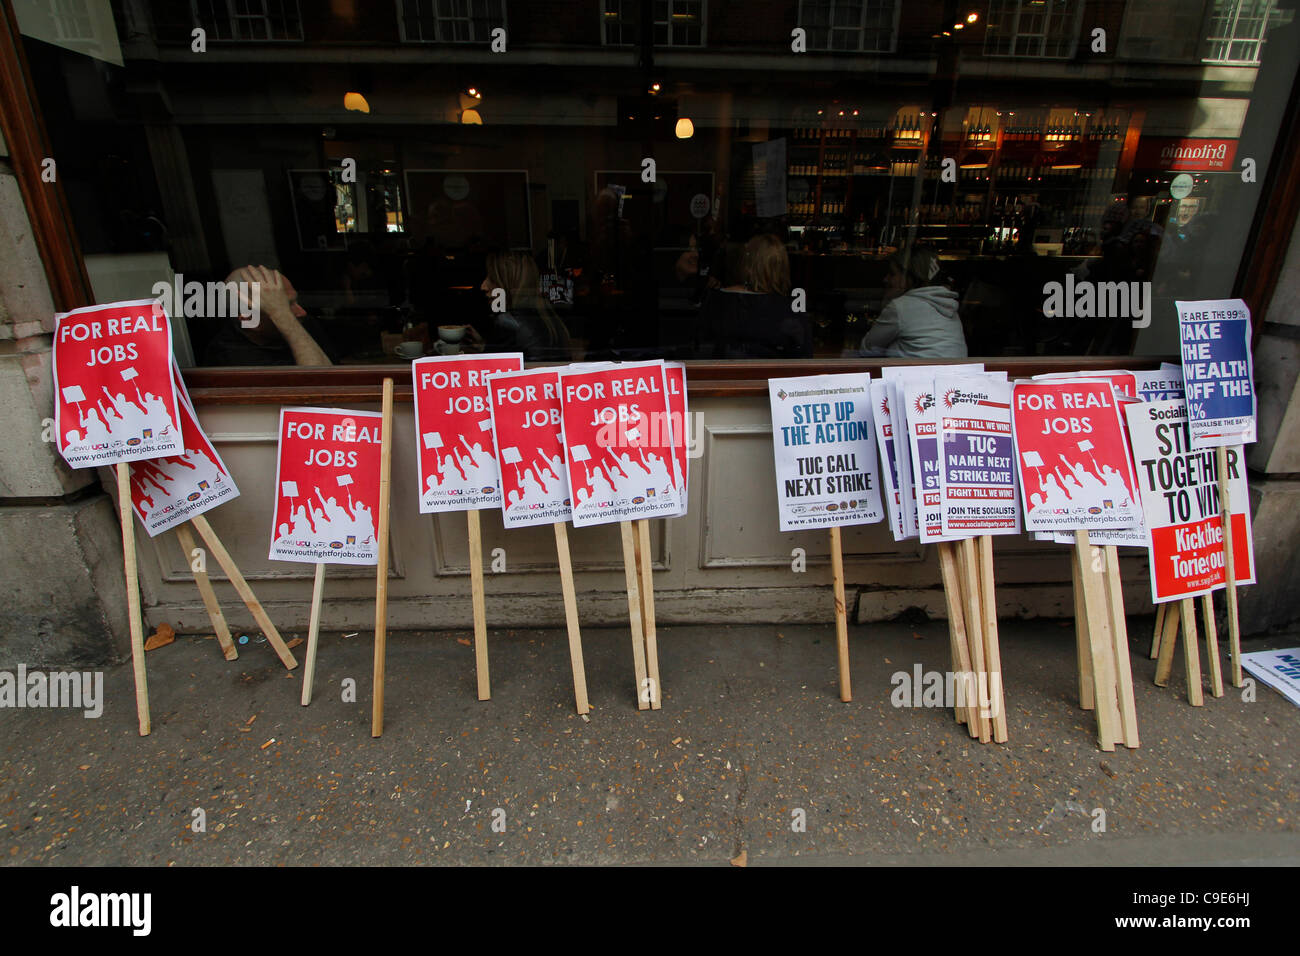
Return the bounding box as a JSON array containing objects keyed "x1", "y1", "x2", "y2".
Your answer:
[{"x1": 54, "y1": 300, "x2": 296, "y2": 737}]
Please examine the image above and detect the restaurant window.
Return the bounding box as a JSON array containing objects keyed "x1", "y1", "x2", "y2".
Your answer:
[
  {"x1": 798, "y1": 0, "x2": 899, "y2": 52},
  {"x1": 191, "y1": 0, "x2": 304, "y2": 42},
  {"x1": 1203, "y1": 0, "x2": 1279, "y2": 64},
  {"x1": 602, "y1": 0, "x2": 706, "y2": 46},
  {"x1": 50, "y1": 0, "x2": 96, "y2": 43},
  {"x1": 10, "y1": 1, "x2": 1300, "y2": 369},
  {"x1": 982, "y1": 0, "x2": 1082, "y2": 58},
  {"x1": 398, "y1": 0, "x2": 507, "y2": 43}
]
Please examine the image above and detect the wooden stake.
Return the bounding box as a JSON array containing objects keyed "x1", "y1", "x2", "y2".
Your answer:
[
  {"x1": 828, "y1": 526, "x2": 851, "y2": 703},
  {"x1": 1179, "y1": 596, "x2": 1204, "y2": 706},
  {"x1": 619, "y1": 520, "x2": 649, "y2": 710},
  {"x1": 371, "y1": 378, "x2": 395, "y2": 737},
  {"x1": 176, "y1": 522, "x2": 236, "y2": 661},
  {"x1": 467, "y1": 509, "x2": 490, "y2": 701},
  {"x1": 937, "y1": 542, "x2": 979, "y2": 731},
  {"x1": 1073, "y1": 531, "x2": 1120, "y2": 752},
  {"x1": 300, "y1": 562, "x2": 326, "y2": 706},
  {"x1": 1216, "y1": 446, "x2": 1243, "y2": 687},
  {"x1": 117, "y1": 462, "x2": 150, "y2": 736},
  {"x1": 1150, "y1": 602, "x2": 1166, "y2": 660},
  {"x1": 958, "y1": 536, "x2": 990, "y2": 742},
  {"x1": 1201, "y1": 593, "x2": 1224, "y2": 698},
  {"x1": 553, "y1": 522, "x2": 589, "y2": 715},
  {"x1": 1103, "y1": 545, "x2": 1140, "y2": 748},
  {"x1": 190, "y1": 513, "x2": 297, "y2": 670},
  {"x1": 1154, "y1": 601, "x2": 1180, "y2": 687},
  {"x1": 1071, "y1": 552, "x2": 1094, "y2": 710},
  {"x1": 977, "y1": 535, "x2": 1008, "y2": 743},
  {"x1": 637, "y1": 520, "x2": 662, "y2": 709}
]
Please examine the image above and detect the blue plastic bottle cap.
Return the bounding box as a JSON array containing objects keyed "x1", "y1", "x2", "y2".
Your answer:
[{"x1": 238, "y1": 635, "x2": 249, "y2": 645}]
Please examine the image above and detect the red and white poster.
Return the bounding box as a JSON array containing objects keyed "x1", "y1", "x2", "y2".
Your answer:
[
  {"x1": 663, "y1": 362, "x2": 689, "y2": 516},
  {"x1": 269, "y1": 407, "x2": 384, "y2": 565},
  {"x1": 487, "y1": 368, "x2": 572, "y2": 528},
  {"x1": 53, "y1": 299, "x2": 182, "y2": 467},
  {"x1": 558, "y1": 361, "x2": 679, "y2": 528},
  {"x1": 1011, "y1": 378, "x2": 1141, "y2": 531},
  {"x1": 129, "y1": 367, "x2": 239, "y2": 537},
  {"x1": 1124, "y1": 399, "x2": 1255, "y2": 602},
  {"x1": 412, "y1": 354, "x2": 524, "y2": 513}
]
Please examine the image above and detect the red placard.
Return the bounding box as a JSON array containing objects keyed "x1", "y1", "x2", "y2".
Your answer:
[
  {"x1": 487, "y1": 368, "x2": 572, "y2": 528},
  {"x1": 558, "y1": 361, "x2": 679, "y2": 527},
  {"x1": 269, "y1": 407, "x2": 384, "y2": 565},
  {"x1": 412, "y1": 354, "x2": 523, "y2": 513},
  {"x1": 663, "y1": 362, "x2": 689, "y2": 516},
  {"x1": 1150, "y1": 514, "x2": 1253, "y2": 601},
  {"x1": 129, "y1": 367, "x2": 239, "y2": 537},
  {"x1": 1011, "y1": 378, "x2": 1141, "y2": 531},
  {"x1": 1133, "y1": 137, "x2": 1237, "y2": 172},
  {"x1": 53, "y1": 299, "x2": 182, "y2": 467}
]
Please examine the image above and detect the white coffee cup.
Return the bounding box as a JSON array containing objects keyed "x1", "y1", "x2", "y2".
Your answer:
[
  {"x1": 395, "y1": 341, "x2": 423, "y2": 359},
  {"x1": 435, "y1": 340, "x2": 461, "y2": 355}
]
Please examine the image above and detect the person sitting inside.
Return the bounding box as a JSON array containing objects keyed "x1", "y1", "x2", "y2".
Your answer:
[
  {"x1": 202, "y1": 265, "x2": 336, "y2": 366},
  {"x1": 466, "y1": 250, "x2": 572, "y2": 361},
  {"x1": 699, "y1": 233, "x2": 812, "y2": 358},
  {"x1": 859, "y1": 246, "x2": 967, "y2": 358}
]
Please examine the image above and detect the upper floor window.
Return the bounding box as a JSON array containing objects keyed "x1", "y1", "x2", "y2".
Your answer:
[
  {"x1": 191, "y1": 0, "x2": 304, "y2": 42},
  {"x1": 1117, "y1": 0, "x2": 1205, "y2": 61},
  {"x1": 601, "y1": 0, "x2": 706, "y2": 47},
  {"x1": 398, "y1": 0, "x2": 507, "y2": 44},
  {"x1": 983, "y1": 0, "x2": 1082, "y2": 58},
  {"x1": 798, "y1": 0, "x2": 898, "y2": 52},
  {"x1": 1203, "y1": 0, "x2": 1276, "y2": 65}
]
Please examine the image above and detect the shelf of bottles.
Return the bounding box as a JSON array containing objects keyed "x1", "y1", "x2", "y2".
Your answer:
[{"x1": 784, "y1": 109, "x2": 1131, "y2": 256}]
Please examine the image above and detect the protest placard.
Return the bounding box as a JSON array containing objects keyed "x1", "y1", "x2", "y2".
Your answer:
[
  {"x1": 412, "y1": 354, "x2": 524, "y2": 513},
  {"x1": 1011, "y1": 378, "x2": 1140, "y2": 532},
  {"x1": 869, "y1": 379, "x2": 907, "y2": 540},
  {"x1": 270, "y1": 407, "x2": 385, "y2": 565},
  {"x1": 936, "y1": 375, "x2": 1019, "y2": 536},
  {"x1": 767, "y1": 373, "x2": 884, "y2": 532},
  {"x1": 1176, "y1": 298, "x2": 1256, "y2": 449},
  {"x1": 53, "y1": 299, "x2": 182, "y2": 468},
  {"x1": 663, "y1": 362, "x2": 689, "y2": 516},
  {"x1": 559, "y1": 361, "x2": 679, "y2": 528},
  {"x1": 1123, "y1": 399, "x2": 1255, "y2": 603},
  {"x1": 1135, "y1": 366, "x2": 1185, "y2": 402},
  {"x1": 487, "y1": 368, "x2": 572, "y2": 529}
]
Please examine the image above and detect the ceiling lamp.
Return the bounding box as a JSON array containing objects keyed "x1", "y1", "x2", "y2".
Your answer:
[
  {"x1": 675, "y1": 117, "x2": 694, "y2": 139},
  {"x1": 461, "y1": 108, "x2": 483, "y2": 125},
  {"x1": 344, "y1": 92, "x2": 370, "y2": 113}
]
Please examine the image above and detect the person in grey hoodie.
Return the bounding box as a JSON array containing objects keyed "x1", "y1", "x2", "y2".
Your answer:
[{"x1": 859, "y1": 247, "x2": 968, "y2": 358}]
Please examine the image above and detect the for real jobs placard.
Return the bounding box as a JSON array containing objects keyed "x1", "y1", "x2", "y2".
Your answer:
[
  {"x1": 412, "y1": 354, "x2": 524, "y2": 513},
  {"x1": 270, "y1": 407, "x2": 384, "y2": 565},
  {"x1": 768, "y1": 373, "x2": 883, "y2": 532},
  {"x1": 487, "y1": 368, "x2": 573, "y2": 528},
  {"x1": 53, "y1": 299, "x2": 183, "y2": 467},
  {"x1": 559, "y1": 361, "x2": 680, "y2": 527},
  {"x1": 1124, "y1": 399, "x2": 1255, "y2": 602},
  {"x1": 1176, "y1": 298, "x2": 1256, "y2": 450}
]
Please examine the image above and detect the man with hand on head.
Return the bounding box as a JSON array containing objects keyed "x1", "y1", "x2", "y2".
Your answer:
[{"x1": 202, "y1": 265, "x2": 336, "y2": 366}]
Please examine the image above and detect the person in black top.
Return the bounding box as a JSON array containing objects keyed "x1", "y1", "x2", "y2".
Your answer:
[
  {"x1": 698, "y1": 234, "x2": 812, "y2": 358},
  {"x1": 466, "y1": 250, "x2": 572, "y2": 361}
]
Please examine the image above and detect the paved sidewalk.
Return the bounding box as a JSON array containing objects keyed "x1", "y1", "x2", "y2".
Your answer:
[{"x1": 1, "y1": 619, "x2": 1296, "y2": 865}]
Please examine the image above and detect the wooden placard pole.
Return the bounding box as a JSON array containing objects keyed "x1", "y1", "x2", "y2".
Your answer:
[
  {"x1": 829, "y1": 526, "x2": 851, "y2": 703},
  {"x1": 116, "y1": 462, "x2": 151, "y2": 736},
  {"x1": 175, "y1": 522, "x2": 237, "y2": 661},
  {"x1": 1073, "y1": 530, "x2": 1121, "y2": 751},
  {"x1": 553, "y1": 522, "x2": 589, "y2": 715},
  {"x1": 371, "y1": 378, "x2": 395, "y2": 737},
  {"x1": 977, "y1": 535, "x2": 1008, "y2": 744},
  {"x1": 1102, "y1": 545, "x2": 1140, "y2": 748},
  {"x1": 1179, "y1": 596, "x2": 1204, "y2": 707},
  {"x1": 636, "y1": 520, "x2": 662, "y2": 710},
  {"x1": 1201, "y1": 593, "x2": 1224, "y2": 698},
  {"x1": 300, "y1": 562, "x2": 326, "y2": 706},
  {"x1": 1153, "y1": 600, "x2": 1180, "y2": 688},
  {"x1": 1150, "y1": 602, "x2": 1166, "y2": 660},
  {"x1": 466, "y1": 508, "x2": 490, "y2": 701},
  {"x1": 1216, "y1": 446, "x2": 1243, "y2": 687},
  {"x1": 190, "y1": 513, "x2": 297, "y2": 670},
  {"x1": 1071, "y1": 551, "x2": 1094, "y2": 710},
  {"x1": 619, "y1": 520, "x2": 650, "y2": 710},
  {"x1": 957, "y1": 537, "x2": 990, "y2": 742},
  {"x1": 937, "y1": 542, "x2": 979, "y2": 732}
]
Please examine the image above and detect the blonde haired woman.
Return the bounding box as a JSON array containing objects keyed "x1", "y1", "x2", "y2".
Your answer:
[
  {"x1": 468, "y1": 250, "x2": 571, "y2": 360},
  {"x1": 699, "y1": 234, "x2": 811, "y2": 358}
]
